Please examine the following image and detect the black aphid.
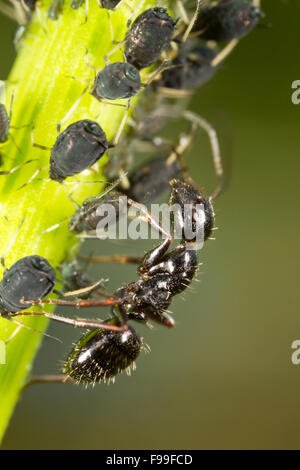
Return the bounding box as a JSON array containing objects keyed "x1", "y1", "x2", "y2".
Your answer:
[
  {"x1": 159, "y1": 42, "x2": 219, "y2": 90},
  {"x1": 23, "y1": 0, "x2": 38, "y2": 11},
  {"x1": 193, "y1": 0, "x2": 262, "y2": 41},
  {"x1": 121, "y1": 155, "x2": 182, "y2": 203},
  {"x1": 0, "y1": 103, "x2": 10, "y2": 144},
  {"x1": 98, "y1": 0, "x2": 122, "y2": 10},
  {"x1": 90, "y1": 62, "x2": 141, "y2": 101},
  {"x1": 125, "y1": 7, "x2": 177, "y2": 70},
  {"x1": 0, "y1": 255, "x2": 56, "y2": 314},
  {"x1": 71, "y1": 0, "x2": 84, "y2": 9},
  {"x1": 48, "y1": 0, "x2": 64, "y2": 20},
  {"x1": 69, "y1": 191, "x2": 125, "y2": 233},
  {"x1": 50, "y1": 119, "x2": 111, "y2": 182}
]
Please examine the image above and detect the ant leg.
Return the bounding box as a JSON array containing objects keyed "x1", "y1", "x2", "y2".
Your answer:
[
  {"x1": 210, "y1": 39, "x2": 239, "y2": 68},
  {"x1": 11, "y1": 308, "x2": 128, "y2": 332},
  {"x1": 78, "y1": 254, "x2": 142, "y2": 265},
  {"x1": 23, "y1": 374, "x2": 74, "y2": 389},
  {"x1": 183, "y1": 110, "x2": 224, "y2": 200}
]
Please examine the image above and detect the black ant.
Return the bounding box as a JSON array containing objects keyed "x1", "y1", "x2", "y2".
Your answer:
[{"x1": 10, "y1": 112, "x2": 224, "y2": 386}]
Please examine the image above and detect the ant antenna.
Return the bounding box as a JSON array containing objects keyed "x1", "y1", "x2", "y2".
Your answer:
[{"x1": 183, "y1": 110, "x2": 224, "y2": 200}]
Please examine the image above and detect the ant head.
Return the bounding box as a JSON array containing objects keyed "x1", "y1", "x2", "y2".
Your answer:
[
  {"x1": 62, "y1": 324, "x2": 141, "y2": 383},
  {"x1": 169, "y1": 179, "x2": 215, "y2": 242},
  {"x1": 169, "y1": 179, "x2": 204, "y2": 207}
]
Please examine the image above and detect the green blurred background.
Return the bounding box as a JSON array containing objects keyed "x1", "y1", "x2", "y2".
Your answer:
[{"x1": 1, "y1": 0, "x2": 299, "y2": 450}]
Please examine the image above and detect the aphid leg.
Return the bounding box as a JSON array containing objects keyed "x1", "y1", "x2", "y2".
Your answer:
[
  {"x1": 0, "y1": 216, "x2": 25, "y2": 270},
  {"x1": 17, "y1": 164, "x2": 49, "y2": 190},
  {"x1": 41, "y1": 177, "x2": 123, "y2": 235},
  {"x1": 6, "y1": 0, "x2": 27, "y2": 24},
  {"x1": 183, "y1": 110, "x2": 224, "y2": 200},
  {"x1": 105, "y1": 9, "x2": 115, "y2": 44},
  {"x1": 57, "y1": 83, "x2": 90, "y2": 132},
  {"x1": 126, "y1": 0, "x2": 146, "y2": 28},
  {"x1": 113, "y1": 99, "x2": 131, "y2": 145},
  {"x1": 30, "y1": 126, "x2": 51, "y2": 151},
  {"x1": 210, "y1": 39, "x2": 239, "y2": 68},
  {"x1": 142, "y1": 60, "x2": 170, "y2": 87},
  {"x1": 176, "y1": 0, "x2": 189, "y2": 25},
  {"x1": 165, "y1": 121, "x2": 196, "y2": 179},
  {"x1": 0, "y1": 159, "x2": 37, "y2": 176},
  {"x1": 59, "y1": 279, "x2": 107, "y2": 298},
  {"x1": 182, "y1": 0, "x2": 202, "y2": 43},
  {"x1": 103, "y1": 39, "x2": 126, "y2": 64},
  {"x1": 0, "y1": 1, "x2": 17, "y2": 22},
  {"x1": 3, "y1": 324, "x2": 22, "y2": 344},
  {"x1": 1, "y1": 313, "x2": 61, "y2": 343}
]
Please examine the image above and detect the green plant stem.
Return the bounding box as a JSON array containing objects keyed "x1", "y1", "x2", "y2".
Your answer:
[{"x1": 0, "y1": 0, "x2": 156, "y2": 441}]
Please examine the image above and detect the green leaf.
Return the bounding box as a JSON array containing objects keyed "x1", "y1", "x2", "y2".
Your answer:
[{"x1": 0, "y1": 0, "x2": 157, "y2": 442}]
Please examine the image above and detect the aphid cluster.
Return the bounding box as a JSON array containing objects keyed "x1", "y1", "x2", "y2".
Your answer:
[{"x1": 0, "y1": 1, "x2": 264, "y2": 387}]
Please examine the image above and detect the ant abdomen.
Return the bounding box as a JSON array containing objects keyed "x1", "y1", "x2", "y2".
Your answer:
[{"x1": 62, "y1": 325, "x2": 142, "y2": 383}]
